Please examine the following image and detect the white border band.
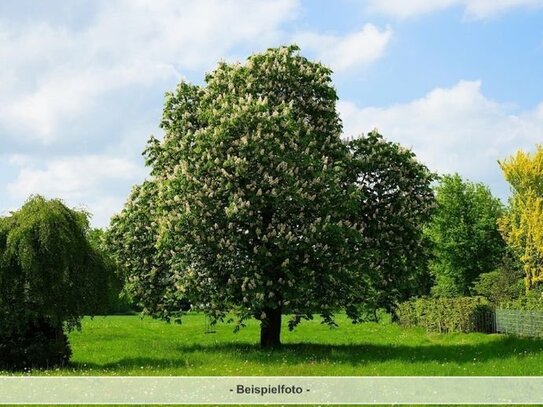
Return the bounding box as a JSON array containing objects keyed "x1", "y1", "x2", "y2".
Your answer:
[{"x1": 0, "y1": 376, "x2": 541, "y2": 404}]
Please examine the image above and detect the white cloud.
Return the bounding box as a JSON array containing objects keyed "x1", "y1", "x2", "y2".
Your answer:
[
  {"x1": 1, "y1": 0, "x2": 398, "y2": 228},
  {"x1": 7, "y1": 155, "x2": 143, "y2": 199},
  {"x1": 294, "y1": 24, "x2": 393, "y2": 72},
  {"x1": 88, "y1": 196, "x2": 129, "y2": 228},
  {"x1": 7, "y1": 154, "x2": 32, "y2": 166},
  {"x1": 0, "y1": 0, "x2": 299, "y2": 143},
  {"x1": 367, "y1": 0, "x2": 543, "y2": 19},
  {"x1": 339, "y1": 80, "x2": 543, "y2": 198},
  {"x1": 6, "y1": 155, "x2": 146, "y2": 226}
]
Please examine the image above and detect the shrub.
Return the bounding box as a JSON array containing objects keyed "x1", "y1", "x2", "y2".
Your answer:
[
  {"x1": 397, "y1": 297, "x2": 493, "y2": 333},
  {"x1": 0, "y1": 319, "x2": 71, "y2": 370},
  {"x1": 473, "y1": 269, "x2": 524, "y2": 305}
]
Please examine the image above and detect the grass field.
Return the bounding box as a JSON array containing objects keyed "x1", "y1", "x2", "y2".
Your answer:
[
  {"x1": 19, "y1": 312, "x2": 542, "y2": 376},
  {"x1": 6, "y1": 314, "x2": 543, "y2": 406}
]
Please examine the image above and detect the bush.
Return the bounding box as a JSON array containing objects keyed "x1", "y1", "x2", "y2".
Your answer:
[
  {"x1": 473, "y1": 270, "x2": 524, "y2": 305},
  {"x1": 397, "y1": 296, "x2": 493, "y2": 333},
  {"x1": 0, "y1": 319, "x2": 71, "y2": 370}
]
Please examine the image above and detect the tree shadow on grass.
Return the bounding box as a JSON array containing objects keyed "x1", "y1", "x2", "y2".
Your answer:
[
  {"x1": 67, "y1": 335, "x2": 543, "y2": 372},
  {"x1": 172, "y1": 334, "x2": 543, "y2": 367}
]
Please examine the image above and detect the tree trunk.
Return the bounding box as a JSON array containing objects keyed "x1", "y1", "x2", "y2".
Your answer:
[{"x1": 260, "y1": 307, "x2": 282, "y2": 349}]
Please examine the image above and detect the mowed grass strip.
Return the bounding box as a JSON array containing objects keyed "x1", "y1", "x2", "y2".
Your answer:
[{"x1": 37, "y1": 313, "x2": 543, "y2": 376}]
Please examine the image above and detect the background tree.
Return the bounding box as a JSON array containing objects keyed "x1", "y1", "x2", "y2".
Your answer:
[
  {"x1": 109, "y1": 45, "x2": 435, "y2": 348},
  {"x1": 0, "y1": 196, "x2": 111, "y2": 369},
  {"x1": 106, "y1": 179, "x2": 184, "y2": 321},
  {"x1": 498, "y1": 145, "x2": 543, "y2": 290},
  {"x1": 347, "y1": 132, "x2": 435, "y2": 318},
  {"x1": 427, "y1": 174, "x2": 506, "y2": 296}
]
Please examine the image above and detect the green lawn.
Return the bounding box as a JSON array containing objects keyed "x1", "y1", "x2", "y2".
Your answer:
[
  {"x1": 6, "y1": 314, "x2": 543, "y2": 406},
  {"x1": 27, "y1": 313, "x2": 543, "y2": 376}
]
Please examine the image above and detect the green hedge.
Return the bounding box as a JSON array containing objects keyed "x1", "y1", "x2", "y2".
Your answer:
[{"x1": 397, "y1": 297, "x2": 493, "y2": 333}]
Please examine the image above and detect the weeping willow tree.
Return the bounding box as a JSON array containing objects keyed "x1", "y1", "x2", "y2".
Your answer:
[{"x1": 0, "y1": 196, "x2": 111, "y2": 369}]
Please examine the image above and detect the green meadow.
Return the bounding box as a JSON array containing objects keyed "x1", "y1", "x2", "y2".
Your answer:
[
  {"x1": 9, "y1": 313, "x2": 540, "y2": 377},
  {"x1": 7, "y1": 313, "x2": 543, "y2": 407}
]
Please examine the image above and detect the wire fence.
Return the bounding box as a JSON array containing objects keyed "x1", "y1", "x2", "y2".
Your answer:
[
  {"x1": 494, "y1": 309, "x2": 543, "y2": 337},
  {"x1": 398, "y1": 302, "x2": 543, "y2": 337},
  {"x1": 444, "y1": 308, "x2": 543, "y2": 337}
]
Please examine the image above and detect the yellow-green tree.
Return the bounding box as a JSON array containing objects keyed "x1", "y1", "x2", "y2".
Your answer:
[{"x1": 498, "y1": 145, "x2": 543, "y2": 290}]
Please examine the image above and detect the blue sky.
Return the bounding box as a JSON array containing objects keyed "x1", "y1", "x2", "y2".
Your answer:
[{"x1": 1, "y1": 0, "x2": 543, "y2": 227}]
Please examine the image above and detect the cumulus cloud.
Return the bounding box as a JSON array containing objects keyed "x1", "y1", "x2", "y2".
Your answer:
[
  {"x1": 89, "y1": 196, "x2": 132, "y2": 228},
  {"x1": 6, "y1": 155, "x2": 146, "y2": 226},
  {"x1": 294, "y1": 24, "x2": 393, "y2": 72},
  {"x1": 339, "y1": 80, "x2": 543, "y2": 198},
  {"x1": 367, "y1": 0, "x2": 543, "y2": 19},
  {"x1": 0, "y1": 0, "x2": 397, "y2": 227},
  {"x1": 0, "y1": 0, "x2": 299, "y2": 143}
]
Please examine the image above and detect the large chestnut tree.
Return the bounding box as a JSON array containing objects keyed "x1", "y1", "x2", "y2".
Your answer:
[{"x1": 107, "y1": 46, "x2": 434, "y2": 348}]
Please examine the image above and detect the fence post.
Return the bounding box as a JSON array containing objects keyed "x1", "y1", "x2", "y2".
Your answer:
[{"x1": 492, "y1": 309, "x2": 496, "y2": 333}]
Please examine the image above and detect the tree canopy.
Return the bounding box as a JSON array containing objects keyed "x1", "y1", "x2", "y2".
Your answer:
[
  {"x1": 347, "y1": 132, "x2": 435, "y2": 314},
  {"x1": 107, "y1": 45, "x2": 435, "y2": 347},
  {"x1": 106, "y1": 179, "x2": 180, "y2": 318}
]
